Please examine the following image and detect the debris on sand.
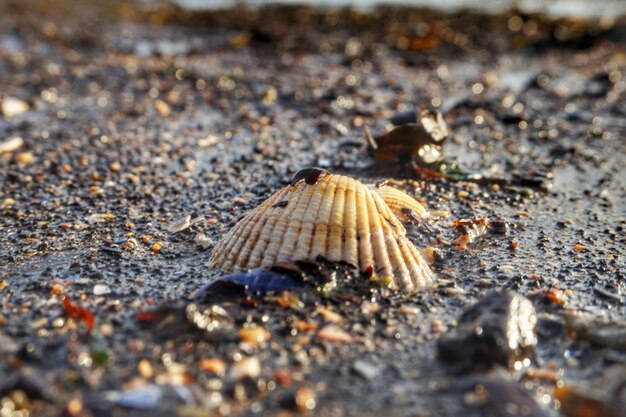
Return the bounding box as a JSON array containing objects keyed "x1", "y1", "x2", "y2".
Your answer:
[
  {"x1": 61, "y1": 294, "x2": 95, "y2": 331},
  {"x1": 438, "y1": 291, "x2": 537, "y2": 371},
  {"x1": 194, "y1": 268, "x2": 303, "y2": 299},
  {"x1": 194, "y1": 233, "x2": 213, "y2": 248},
  {"x1": 0, "y1": 137, "x2": 23, "y2": 153},
  {"x1": 228, "y1": 356, "x2": 261, "y2": 381},
  {"x1": 365, "y1": 109, "x2": 449, "y2": 164},
  {"x1": 0, "y1": 2, "x2": 624, "y2": 416},
  {"x1": 1, "y1": 97, "x2": 29, "y2": 117}
]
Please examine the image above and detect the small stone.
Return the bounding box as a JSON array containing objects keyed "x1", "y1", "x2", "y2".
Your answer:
[
  {"x1": 542, "y1": 288, "x2": 568, "y2": 305},
  {"x1": 0, "y1": 136, "x2": 24, "y2": 153},
  {"x1": 446, "y1": 287, "x2": 465, "y2": 296},
  {"x1": 294, "y1": 386, "x2": 316, "y2": 411},
  {"x1": 228, "y1": 356, "x2": 261, "y2": 380},
  {"x1": 431, "y1": 319, "x2": 444, "y2": 334},
  {"x1": 122, "y1": 238, "x2": 138, "y2": 250},
  {"x1": 430, "y1": 210, "x2": 450, "y2": 218},
  {"x1": 292, "y1": 319, "x2": 316, "y2": 332},
  {"x1": 154, "y1": 99, "x2": 171, "y2": 117},
  {"x1": 200, "y1": 358, "x2": 226, "y2": 376},
  {"x1": 351, "y1": 359, "x2": 382, "y2": 380},
  {"x1": 198, "y1": 135, "x2": 220, "y2": 147},
  {"x1": 15, "y1": 151, "x2": 33, "y2": 165},
  {"x1": 238, "y1": 326, "x2": 271, "y2": 346},
  {"x1": 99, "y1": 323, "x2": 114, "y2": 336},
  {"x1": 262, "y1": 86, "x2": 278, "y2": 104},
  {"x1": 361, "y1": 301, "x2": 380, "y2": 315},
  {"x1": 0, "y1": 198, "x2": 15, "y2": 208},
  {"x1": 108, "y1": 385, "x2": 162, "y2": 409},
  {"x1": 274, "y1": 370, "x2": 293, "y2": 387},
  {"x1": 138, "y1": 359, "x2": 154, "y2": 379},
  {"x1": 398, "y1": 305, "x2": 419, "y2": 316},
  {"x1": 194, "y1": 233, "x2": 213, "y2": 248},
  {"x1": 86, "y1": 213, "x2": 116, "y2": 223},
  {"x1": 66, "y1": 398, "x2": 83, "y2": 416},
  {"x1": 315, "y1": 306, "x2": 344, "y2": 323},
  {"x1": 93, "y1": 284, "x2": 111, "y2": 296},
  {"x1": 275, "y1": 291, "x2": 303, "y2": 309},
  {"x1": 317, "y1": 325, "x2": 353, "y2": 343},
  {"x1": 1, "y1": 97, "x2": 29, "y2": 117},
  {"x1": 0, "y1": 333, "x2": 18, "y2": 354}
]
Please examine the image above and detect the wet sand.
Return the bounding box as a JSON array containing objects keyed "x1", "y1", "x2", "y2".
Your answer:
[{"x1": 0, "y1": 2, "x2": 625, "y2": 416}]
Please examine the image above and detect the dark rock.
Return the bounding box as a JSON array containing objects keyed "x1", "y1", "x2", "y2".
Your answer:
[{"x1": 437, "y1": 291, "x2": 537, "y2": 371}]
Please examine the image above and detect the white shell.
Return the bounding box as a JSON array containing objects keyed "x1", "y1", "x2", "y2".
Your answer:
[{"x1": 210, "y1": 173, "x2": 434, "y2": 292}]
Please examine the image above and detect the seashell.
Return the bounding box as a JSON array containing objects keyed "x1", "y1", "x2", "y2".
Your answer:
[
  {"x1": 371, "y1": 185, "x2": 428, "y2": 221},
  {"x1": 209, "y1": 171, "x2": 434, "y2": 292}
]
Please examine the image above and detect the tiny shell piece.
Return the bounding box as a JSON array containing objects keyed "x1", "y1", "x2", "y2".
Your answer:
[
  {"x1": 167, "y1": 215, "x2": 191, "y2": 233},
  {"x1": 209, "y1": 173, "x2": 434, "y2": 292}
]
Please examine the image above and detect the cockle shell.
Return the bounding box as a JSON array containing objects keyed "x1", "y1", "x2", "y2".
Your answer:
[{"x1": 209, "y1": 172, "x2": 434, "y2": 292}]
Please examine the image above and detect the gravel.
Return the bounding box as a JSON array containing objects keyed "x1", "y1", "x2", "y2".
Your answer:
[{"x1": 0, "y1": 2, "x2": 625, "y2": 416}]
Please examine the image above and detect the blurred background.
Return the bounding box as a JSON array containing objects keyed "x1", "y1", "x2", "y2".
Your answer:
[{"x1": 170, "y1": 0, "x2": 625, "y2": 19}]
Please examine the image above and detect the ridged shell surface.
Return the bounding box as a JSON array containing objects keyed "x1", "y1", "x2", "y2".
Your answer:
[
  {"x1": 210, "y1": 173, "x2": 434, "y2": 292},
  {"x1": 372, "y1": 185, "x2": 428, "y2": 220}
]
